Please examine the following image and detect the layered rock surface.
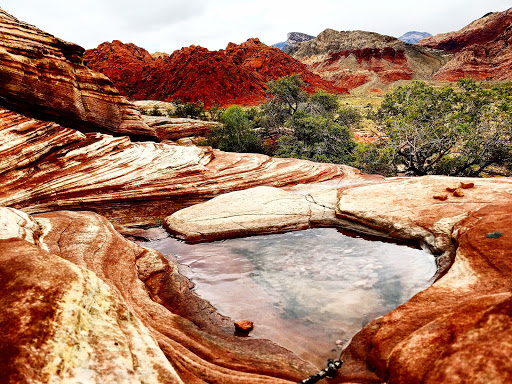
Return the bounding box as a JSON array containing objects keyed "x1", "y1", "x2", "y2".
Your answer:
[
  {"x1": 0, "y1": 8, "x2": 151, "y2": 139},
  {"x1": 292, "y1": 29, "x2": 451, "y2": 92},
  {"x1": 165, "y1": 176, "x2": 512, "y2": 383},
  {"x1": 85, "y1": 38, "x2": 347, "y2": 108},
  {"x1": 0, "y1": 207, "x2": 311, "y2": 383},
  {"x1": 0, "y1": 107, "x2": 361, "y2": 227},
  {"x1": 418, "y1": 8, "x2": 512, "y2": 81}
]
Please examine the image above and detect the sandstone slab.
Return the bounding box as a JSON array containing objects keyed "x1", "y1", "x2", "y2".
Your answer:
[
  {"x1": 0, "y1": 207, "x2": 312, "y2": 383},
  {"x1": 164, "y1": 175, "x2": 512, "y2": 383},
  {"x1": 0, "y1": 107, "x2": 367, "y2": 227}
]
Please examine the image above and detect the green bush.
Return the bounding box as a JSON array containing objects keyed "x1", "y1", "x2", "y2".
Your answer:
[
  {"x1": 170, "y1": 100, "x2": 206, "y2": 119},
  {"x1": 147, "y1": 105, "x2": 163, "y2": 116},
  {"x1": 356, "y1": 79, "x2": 512, "y2": 176},
  {"x1": 276, "y1": 110, "x2": 356, "y2": 164},
  {"x1": 203, "y1": 105, "x2": 263, "y2": 153}
]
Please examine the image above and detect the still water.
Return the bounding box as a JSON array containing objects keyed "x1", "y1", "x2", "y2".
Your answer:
[{"x1": 142, "y1": 228, "x2": 436, "y2": 368}]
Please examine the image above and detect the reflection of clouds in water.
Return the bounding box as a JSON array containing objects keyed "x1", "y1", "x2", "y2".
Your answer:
[{"x1": 142, "y1": 228, "x2": 436, "y2": 367}]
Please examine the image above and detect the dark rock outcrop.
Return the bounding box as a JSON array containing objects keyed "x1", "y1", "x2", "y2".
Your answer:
[
  {"x1": 397, "y1": 31, "x2": 433, "y2": 44},
  {"x1": 273, "y1": 32, "x2": 315, "y2": 53}
]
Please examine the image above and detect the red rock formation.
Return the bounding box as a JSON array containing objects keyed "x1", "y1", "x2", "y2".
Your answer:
[
  {"x1": 224, "y1": 38, "x2": 345, "y2": 95},
  {"x1": 419, "y1": 9, "x2": 512, "y2": 81},
  {"x1": 333, "y1": 177, "x2": 512, "y2": 383},
  {"x1": 0, "y1": 207, "x2": 311, "y2": 383},
  {"x1": 0, "y1": 107, "x2": 364, "y2": 227},
  {"x1": 0, "y1": 9, "x2": 152, "y2": 139},
  {"x1": 293, "y1": 29, "x2": 451, "y2": 91},
  {"x1": 85, "y1": 39, "x2": 347, "y2": 108},
  {"x1": 83, "y1": 40, "x2": 156, "y2": 99}
]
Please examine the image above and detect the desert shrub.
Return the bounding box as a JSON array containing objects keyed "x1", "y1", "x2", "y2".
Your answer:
[
  {"x1": 337, "y1": 105, "x2": 363, "y2": 129},
  {"x1": 170, "y1": 100, "x2": 206, "y2": 119},
  {"x1": 308, "y1": 89, "x2": 340, "y2": 118},
  {"x1": 356, "y1": 79, "x2": 512, "y2": 176},
  {"x1": 207, "y1": 103, "x2": 226, "y2": 121},
  {"x1": 276, "y1": 110, "x2": 356, "y2": 164},
  {"x1": 260, "y1": 74, "x2": 308, "y2": 128},
  {"x1": 147, "y1": 105, "x2": 163, "y2": 116},
  {"x1": 203, "y1": 105, "x2": 263, "y2": 153}
]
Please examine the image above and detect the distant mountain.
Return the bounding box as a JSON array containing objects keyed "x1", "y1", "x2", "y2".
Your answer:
[
  {"x1": 417, "y1": 8, "x2": 512, "y2": 81},
  {"x1": 398, "y1": 31, "x2": 432, "y2": 44},
  {"x1": 291, "y1": 29, "x2": 451, "y2": 92},
  {"x1": 273, "y1": 32, "x2": 314, "y2": 52}
]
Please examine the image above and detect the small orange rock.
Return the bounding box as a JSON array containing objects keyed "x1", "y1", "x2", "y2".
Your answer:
[
  {"x1": 453, "y1": 189, "x2": 464, "y2": 197},
  {"x1": 460, "y1": 182, "x2": 475, "y2": 189},
  {"x1": 234, "y1": 320, "x2": 254, "y2": 333},
  {"x1": 433, "y1": 194, "x2": 448, "y2": 201},
  {"x1": 446, "y1": 186, "x2": 458, "y2": 193}
]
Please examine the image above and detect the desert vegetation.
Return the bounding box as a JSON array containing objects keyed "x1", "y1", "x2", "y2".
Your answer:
[
  {"x1": 160, "y1": 75, "x2": 512, "y2": 178},
  {"x1": 354, "y1": 79, "x2": 512, "y2": 176}
]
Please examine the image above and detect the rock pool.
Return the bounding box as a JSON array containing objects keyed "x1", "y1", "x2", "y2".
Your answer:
[{"x1": 142, "y1": 227, "x2": 436, "y2": 368}]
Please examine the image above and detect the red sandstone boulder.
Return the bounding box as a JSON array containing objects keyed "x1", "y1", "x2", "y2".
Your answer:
[{"x1": 0, "y1": 207, "x2": 311, "y2": 383}]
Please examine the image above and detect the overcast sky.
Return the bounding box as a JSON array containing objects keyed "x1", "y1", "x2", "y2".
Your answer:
[{"x1": 2, "y1": 1, "x2": 511, "y2": 53}]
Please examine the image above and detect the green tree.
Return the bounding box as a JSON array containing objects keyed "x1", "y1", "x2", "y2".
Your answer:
[
  {"x1": 260, "y1": 74, "x2": 308, "y2": 128},
  {"x1": 356, "y1": 80, "x2": 512, "y2": 176},
  {"x1": 203, "y1": 105, "x2": 263, "y2": 153},
  {"x1": 308, "y1": 89, "x2": 340, "y2": 118},
  {"x1": 276, "y1": 110, "x2": 356, "y2": 164}
]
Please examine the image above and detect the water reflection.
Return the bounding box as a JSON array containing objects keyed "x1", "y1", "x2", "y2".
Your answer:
[{"x1": 142, "y1": 228, "x2": 436, "y2": 368}]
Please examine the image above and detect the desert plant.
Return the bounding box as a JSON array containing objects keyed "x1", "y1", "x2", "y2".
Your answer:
[
  {"x1": 203, "y1": 105, "x2": 263, "y2": 153},
  {"x1": 356, "y1": 79, "x2": 512, "y2": 176},
  {"x1": 276, "y1": 110, "x2": 356, "y2": 164},
  {"x1": 148, "y1": 105, "x2": 163, "y2": 116}
]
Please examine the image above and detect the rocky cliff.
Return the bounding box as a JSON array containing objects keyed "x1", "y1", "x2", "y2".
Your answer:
[
  {"x1": 292, "y1": 29, "x2": 451, "y2": 92},
  {"x1": 0, "y1": 8, "x2": 151, "y2": 139},
  {"x1": 273, "y1": 32, "x2": 315, "y2": 52},
  {"x1": 85, "y1": 38, "x2": 347, "y2": 108},
  {"x1": 418, "y1": 8, "x2": 512, "y2": 81}
]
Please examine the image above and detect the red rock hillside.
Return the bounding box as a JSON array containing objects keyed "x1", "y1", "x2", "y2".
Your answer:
[
  {"x1": 292, "y1": 29, "x2": 451, "y2": 93},
  {"x1": 85, "y1": 38, "x2": 347, "y2": 108},
  {"x1": 418, "y1": 8, "x2": 512, "y2": 81}
]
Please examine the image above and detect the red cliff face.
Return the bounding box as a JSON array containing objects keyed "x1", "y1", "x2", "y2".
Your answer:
[
  {"x1": 419, "y1": 8, "x2": 512, "y2": 81},
  {"x1": 85, "y1": 38, "x2": 347, "y2": 108},
  {"x1": 0, "y1": 9, "x2": 150, "y2": 139}
]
